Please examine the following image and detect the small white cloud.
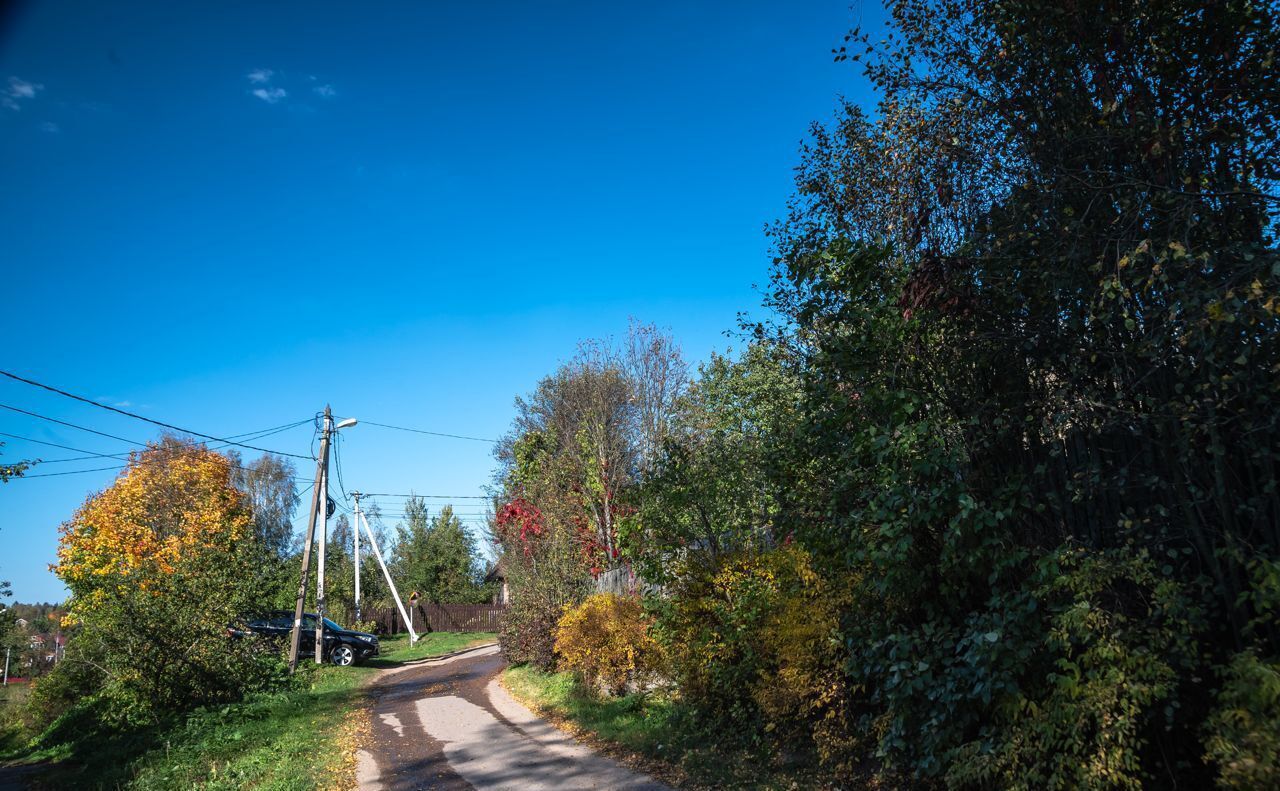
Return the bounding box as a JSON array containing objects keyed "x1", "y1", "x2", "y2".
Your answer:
[
  {"x1": 38, "y1": 121, "x2": 59, "y2": 133},
  {"x1": 252, "y1": 87, "x2": 287, "y2": 104},
  {"x1": 3, "y1": 77, "x2": 43, "y2": 111},
  {"x1": 313, "y1": 84, "x2": 335, "y2": 98},
  {"x1": 247, "y1": 68, "x2": 274, "y2": 84}
]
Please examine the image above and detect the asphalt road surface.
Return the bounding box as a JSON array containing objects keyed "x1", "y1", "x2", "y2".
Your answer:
[{"x1": 359, "y1": 644, "x2": 669, "y2": 791}]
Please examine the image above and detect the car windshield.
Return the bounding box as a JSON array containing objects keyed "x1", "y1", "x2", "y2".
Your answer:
[{"x1": 323, "y1": 618, "x2": 344, "y2": 632}]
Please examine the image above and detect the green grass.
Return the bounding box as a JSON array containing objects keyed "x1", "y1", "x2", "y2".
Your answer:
[
  {"x1": 0, "y1": 683, "x2": 31, "y2": 754},
  {"x1": 373, "y1": 631, "x2": 495, "y2": 663},
  {"x1": 3, "y1": 632, "x2": 496, "y2": 790},
  {"x1": 502, "y1": 665, "x2": 832, "y2": 789},
  {"x1": 503, "y1": 665, "x2": 676, "y2": 756}
]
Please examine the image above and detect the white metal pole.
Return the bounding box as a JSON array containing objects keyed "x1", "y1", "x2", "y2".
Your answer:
[
  {"x1": 3, "y1": 646, "x2": 9, "y2": 686},
  {"x1": 359, "y1": 510, "x2": 418, "y2": 643},
  {"x1": 353, "y1": 492, "x2": 362, "y2": 623}
]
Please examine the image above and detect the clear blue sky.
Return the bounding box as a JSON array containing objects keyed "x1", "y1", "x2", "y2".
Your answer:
[{"x1": 0, "y1": 0, "x2": 879, "y2": 603}]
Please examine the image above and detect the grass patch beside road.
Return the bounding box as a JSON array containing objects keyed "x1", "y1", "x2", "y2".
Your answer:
[
  {"x1": 503, "y1": 665, "x2": 676, "y2": 756},
  {"x1": 373, "y1": 631, "x2": 495, "y2": 663},
  {"x1": 501, "y1": 665, "x2": 833, "y2": 790},
  {"x1": 2, "y1": 632, "x2": 495, "y2": 790}
]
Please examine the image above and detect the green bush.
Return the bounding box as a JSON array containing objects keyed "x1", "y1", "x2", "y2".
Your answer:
[
  {"x1": 661, "y1": 546, "x2": 853, "y2": 765},
  {"x1": 1204, "y1": 651, "x2": 1280, "y2": 789},
  {"x1": 944, "y1": 547, "x2": 1201, "y2": 791},
  {"x1": 500, "y1": 598, "x2": 563, "y2": 671},
  {"x1": 19, "y1": 649, "x2": 106, "y2": 736}
]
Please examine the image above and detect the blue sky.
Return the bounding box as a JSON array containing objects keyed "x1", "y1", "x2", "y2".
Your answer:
[{"x1": 0, "y1": 0, "x2": 879, "y2": 603}]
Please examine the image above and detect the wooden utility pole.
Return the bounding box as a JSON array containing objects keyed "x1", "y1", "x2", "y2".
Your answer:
[{"x1": 288, "y1": 406, "x2": 333, "y2": 672}]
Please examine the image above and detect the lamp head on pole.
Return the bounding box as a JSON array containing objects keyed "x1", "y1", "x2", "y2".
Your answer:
[{"x1": 335, "y1": 417, "x2": 358, "y2": 430}]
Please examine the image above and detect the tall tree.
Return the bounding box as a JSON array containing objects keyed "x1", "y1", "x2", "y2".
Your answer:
[
  {"x1": 497, "y1": 322, "x2": 688, "y2": 572},
  {"x1": 760, "y1": 0, "x2": 1280, "y2": 785},
  {"x1": 632, "y1": 341, "x2": 803, "y2": 585},
  {"x1": 0, "y1": 441, "x2": 30, "y2": 646},
  {"x1": 391, "y1": 499, "x2": 488, "y2": 604},
  {"x1": 229, "y1": 451, "x2": 300, "y2": 560},
  {"x1": 52, "y1": 437, "x2": 278, "y2": 719},
  {"x1": 0, "y1": 440, "x2": 33, "y2": 482}
]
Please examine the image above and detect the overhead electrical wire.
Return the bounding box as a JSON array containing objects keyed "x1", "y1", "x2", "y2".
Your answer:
[
  {"x1": 361, "y1": 420, "x2": 497, "y2": 444},
  {"x1": 360, "y1": 492, "x2": 490, "y2": 499},
  {"x1": 20, "y1": 464, "x2": 133, "y2": 479},
  {"x1": 4, "y1": 422, "x2": 320, "y2": 481},
  {"x1": 0, "y1": 420, "x2": 311, "y2": 464},
  {"x1": 0, "y1": 369, "x2": 314, "y2": 459},
  {"x1": 1, "y1": 403, "x2": 143, "y2": 446},
  {"x1": 332, "y1": 432, "x2": 350, "y2": 501},
  {"x1": 0, "y1": 431, "x2": 133, "y2": 463}
]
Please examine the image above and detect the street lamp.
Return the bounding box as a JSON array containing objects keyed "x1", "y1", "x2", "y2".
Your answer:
[{"x1": 289, "y1": 407, "x2": 359, "y2": 672}]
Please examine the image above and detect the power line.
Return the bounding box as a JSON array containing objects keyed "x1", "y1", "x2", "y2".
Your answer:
[
  {"x1": 361, "y1": 420, "x2": 497, "y2": 444},
  {"x1": 20, "y1": 464, "x2": 129, "y2": 479},
  {"x1": 0, "y1": 431, "x2": 133, "y2": 463},
  {"x1": 361, "y1": 492, "x2": 491, "y2": 499},
  {"x1": 0, "y1": 420, "x2": 311, "y2": 464},
  {"x1": 4, "y1": 428, "x2": 320, "y2": 482},
  {"x1": 1, "y1": 403, "x2": 143, "y2": 446},
  {"x1": 0, "y1": 369, "x2": 313, "y2": 460},
  {"x1": 332, "y1": 433, "x2": 350, "y2": 500}
]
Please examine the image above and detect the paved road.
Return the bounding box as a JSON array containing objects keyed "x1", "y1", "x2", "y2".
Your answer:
[{"x1": 359, "y1": 644, "x2": 669, "y2": 791}]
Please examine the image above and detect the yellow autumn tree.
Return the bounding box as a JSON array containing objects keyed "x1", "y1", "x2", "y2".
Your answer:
[{"x1": 48, "y1": 436, "x2": 282, "y2": 721}]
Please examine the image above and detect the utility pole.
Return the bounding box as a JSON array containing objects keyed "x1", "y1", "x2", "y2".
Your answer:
[
  {"x1": 352, "y1": 491, "x2": 363, "y2": 623},
  {"x1": 357, "y1": 508, "x2": 419, "y2": 643},
  {"x1": 289, "y1": 406, "x2": 333, "y2": 673},
  {"x1": 315, "y1": 456, "x2": 329, "y2": 664},
  {"x1": 3, "y1": 646, "x2": 9, "y2": 686}
]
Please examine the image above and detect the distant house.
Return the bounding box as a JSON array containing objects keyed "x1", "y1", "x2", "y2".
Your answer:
[
  {"x1": 484, "y1": 559, "x2": 509, "y2": 605},
  {"x1": 14, "y1": 617, "x2": 28, "y2": 629},
  {"x1": 28, "y1": 634, "x2": 64, "y2": 663}
]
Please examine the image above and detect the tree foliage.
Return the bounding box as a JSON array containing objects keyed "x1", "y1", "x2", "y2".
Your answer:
[
  {"x1": 493, "y1": 322, "x2": 687, "y2": 665},
  {"x1": 229, "y1": 451, "x2": 300, "y2": 561},
  {"x1": 570, "y1": 0, "x2": 1280, "y2": 786},
  {"x1": 48, "y1": 437, "x2": 283, "y2": 723},
  {"x1": 390, "y1": 499, "x2": 490, "y2": 605}
]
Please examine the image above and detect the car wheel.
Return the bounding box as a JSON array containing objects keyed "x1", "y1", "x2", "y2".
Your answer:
[{"x1": 331, "y1": 644, "x2": 356, "y2": 667}]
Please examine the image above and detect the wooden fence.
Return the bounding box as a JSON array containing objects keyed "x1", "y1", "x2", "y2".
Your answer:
[{"x1": 346, "y1": 603, "x2": 506, "y2": 635}]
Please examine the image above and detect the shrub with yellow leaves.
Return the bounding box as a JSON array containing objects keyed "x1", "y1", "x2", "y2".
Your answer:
[
  {"x1": 660, "y1": 545, "x2": 855, "y2": 766},
  {"x1": 554, "y1": 592, "x2": 663, "y2": 696}
]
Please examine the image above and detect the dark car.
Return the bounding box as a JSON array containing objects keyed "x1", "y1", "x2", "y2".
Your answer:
[{"x1": 234, "y1": 611, "x2": 379, "y2": 666}]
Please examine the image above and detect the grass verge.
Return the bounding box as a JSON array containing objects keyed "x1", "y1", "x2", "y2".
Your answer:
[
  {"x1": 372, "y1": 631, "x2": 495, "y2": 664},
  {"x1": 501, "y1": 665, "x2": 833, "y2": 790},
  {"x1": 3, "y1": 632, "x2": 495, "y2": 790}
]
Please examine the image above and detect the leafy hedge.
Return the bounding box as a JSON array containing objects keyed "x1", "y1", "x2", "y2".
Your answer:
[{"x1": 554, "y1": 593, "x2": 663, "y2": 696}]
